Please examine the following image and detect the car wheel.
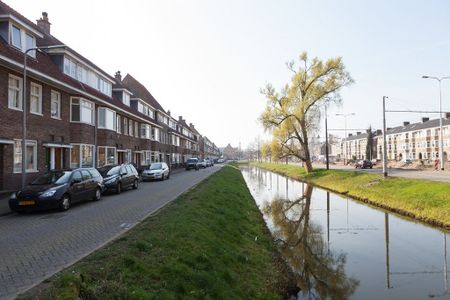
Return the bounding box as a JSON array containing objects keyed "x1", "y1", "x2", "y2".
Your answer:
[
  {"x1": 133, "y1": 179, "x2": 139, "y2": 189},
  {"x1": 59, "y1": 194, "x2": 71, "y2": 211},
  {"x1": 93, "y1": 188, "x2": 101, "y2": 201},
  {"x1": 116, "y1": 182, "x2": 122, "y2": 194}
]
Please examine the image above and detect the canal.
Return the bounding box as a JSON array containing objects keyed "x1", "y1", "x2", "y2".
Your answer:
[{"x1": 241, "y1": 166, "x2": 450, "y2": 300}]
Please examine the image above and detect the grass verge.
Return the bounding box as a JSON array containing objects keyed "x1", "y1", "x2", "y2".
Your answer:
[
  {"x1": 20, "y1": 165, "x2": 291, "y2": 300},
  {"x1": 251, "y1": 162, "x2": 450, "y2": 229}
]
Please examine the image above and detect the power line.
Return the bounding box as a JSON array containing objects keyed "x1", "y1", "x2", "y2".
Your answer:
[{"x1": 386, "y1": 110, "x2": 442, "y2": 114}]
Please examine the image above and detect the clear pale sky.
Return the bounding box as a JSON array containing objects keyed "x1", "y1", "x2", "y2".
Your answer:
[{"x1": 6, "y1": 0, "x2": 450, "y2": 148}]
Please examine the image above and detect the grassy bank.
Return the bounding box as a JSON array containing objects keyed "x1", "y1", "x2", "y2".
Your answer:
[
  {"x1": 251, "y1": 162, "x2": 450, "y2": 229},
  {"x1": 21, "y1": 166, "x2": 291, "y2": 299}
]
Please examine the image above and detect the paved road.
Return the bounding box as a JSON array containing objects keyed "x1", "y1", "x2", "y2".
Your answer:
[
  {"x1": 0, "y1": 165, "x2": 221, "y2": 300},
  {"x1": 325, "y1": 164, "x2": 450, "y2": 183}
]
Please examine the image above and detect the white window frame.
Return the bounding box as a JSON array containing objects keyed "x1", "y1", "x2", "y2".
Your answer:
[
  {"x1": 30, "y1": 82, "x2": 42, "y2": 115},
  {"x1": 70, "y1": 143, "x2": 95, "y2": 168},
  {"x1": 70, "y1": 97, "x2": 95, "y2": 125},
  {"x1": 13, "y1": 139, "x2": 38, "y2": 173},
  {"x1": 97, "y1": 146, "x2": 117, "y2": 167},
  {"x1": 116, "y1": 115, "x2": 121, "y2": 133},
  {"x1": 51, "y1": 90, "x2": 61, "y2": 119},
  {"x1": 98, "y1": 107, "x2": 117, "y2": 131},
  {"x1": 8, "y1": 74, "x2": 23, "y2": 111},
  {"x1": 123, "y1": 92, "x2": 130, "y2": 106}
]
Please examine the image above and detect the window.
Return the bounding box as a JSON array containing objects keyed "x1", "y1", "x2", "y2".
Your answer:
[
  {"x1": 98, "y1": 107, "x2": 116, "y2": 130},
  {"x1": 134, "y1": 122, "x2": 139, "y2": 137},
  {"x1": 129, "y1": 120, "x2": 133, "y2": 136},
  {"x1": 30, "y1": 83, "x2": 42, "y2": 115},
  {"x1": 97, "y1": 146, "x2": 116, "y2": 167},
  {"x1": 13, "y1": 140, "x2": 37, "y2": 173},
  {"x1": 141, "y1": 124, "x2": 150, "y2": 139},
  {"x1": 70, "y1": 144, "x2": 94, "y2": 168},
  {"x1": 123, "y1": 118, "x2": 128, "y2": 135},
  {"x1": 71, "y1": 98, "x2": 94, "y2": 125},
  {"x1": 51, "y1": 91, "x2": 61, "y2": 119},
  {"x1": 8, "y1": 75, "x2": 22, "y2": 110},
  {"x1": 11, "y1": 25, "x2": 21, "y2": 49},
  {"x1": 123, "y1": 93, "x2": 130, "y2": 106},
  {"x1": 116, "y1": 115, "x2": 121, "y2": 133},
  {"x1": 25, "y1": 33, "x2": 36, "y2": 57},
  {"x1": 81, "y1": 170, "x2": 92, "y2": 181}
]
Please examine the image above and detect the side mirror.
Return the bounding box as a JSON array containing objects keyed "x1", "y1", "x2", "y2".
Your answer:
[
  {"x1": 71, "y1": 178, "x2": 81, "y2": 185},
  {"x1": 120, "y1": 172, "x2": 127, "y2": 176}
]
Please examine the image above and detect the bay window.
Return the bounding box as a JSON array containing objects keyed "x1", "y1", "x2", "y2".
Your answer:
[
  {"x1": 70, "y1": 144, "x2": 94, "y2": 168},
  {"x1": 129, "y1": 120, "x2": 133, "y2": 136},
  {"x1": 134, "y1": 122, "x2": 139, "y2": 137},
  {"x1": 30, "y1": 83, "x2": 42, "y2": 115},
  {"x1": 8, "y1": 74, "x2": 22, "y2": 110},
  {"x1": 98, "y1": 107, "x2": 116, "y2": 130},
  {"x1": 71, "y1": 98, "x2": 94, "y2": 125},
  {"x1": 13, "y1": 140, "x2": 37, "y2": 173},
  {"x1": 97, "y1": 146, "x2": 116, "y2": 167},
  {"x1": 141, "y1": 124, "x2": 150, "y2": 139},
  {"x1": 123, "y1": 92, "x2": 130, "y2": 106},
  {"x1": 124, "y1": 118, "x2": 128, "y2": 135}
]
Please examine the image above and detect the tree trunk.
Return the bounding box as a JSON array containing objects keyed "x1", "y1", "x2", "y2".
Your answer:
[{"x1": 304, "y1": 159, "x2": 313, "y2": 173}]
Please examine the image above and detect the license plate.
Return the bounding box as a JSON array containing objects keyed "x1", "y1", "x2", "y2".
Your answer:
[{"x1": 19, "y1": 200, "x2": 35, "y2": 206}]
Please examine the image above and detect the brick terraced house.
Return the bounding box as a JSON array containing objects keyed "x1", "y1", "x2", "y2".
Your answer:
[{"x1": 0, "y1": 2, "x2": 219, "y2": 190}]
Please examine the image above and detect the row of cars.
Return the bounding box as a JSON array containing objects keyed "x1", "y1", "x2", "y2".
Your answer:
[
  {"x1": 9, "y1": 162, "x2": 171, "y2": 213},
  {"x1": 185, "y1": 158, "x2": 215, "y2": 170}
]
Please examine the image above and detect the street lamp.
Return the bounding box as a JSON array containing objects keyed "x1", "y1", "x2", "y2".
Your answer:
[
  {"x1": 382, "y1": 96, "x2": 389, "y2": 177},
  {"x1": 336, "y1": 113, "x2": 355, "y2": 165},
  {"x1": 422, "y1": 75, "x2": 450, "y2": 171},
  {"x1": 22, "y1": 45, "x2": 65, "y2": 189}
]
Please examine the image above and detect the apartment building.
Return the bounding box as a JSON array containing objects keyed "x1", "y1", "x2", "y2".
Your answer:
[
  {"x1": 0, "y1": 2, "x2": 218, "y2": 190},
  {"x1": 375, "y1": 116, "x2": 450, "y2": 162},
  {"x1": 332, "y1": 115, "x2": 450, "y2": 163}
]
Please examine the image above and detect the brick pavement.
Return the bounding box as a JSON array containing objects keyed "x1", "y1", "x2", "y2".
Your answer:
[{"x1": 0, "y1": 166, "x2": 221, "y2": 300}]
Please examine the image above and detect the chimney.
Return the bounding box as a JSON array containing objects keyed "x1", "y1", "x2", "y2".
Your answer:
[
  {"x1": 36, "y1": 12, "x2": 51, "y2": 35},
  {"x1": 357, "y1": 132, "x2": 361, "y2": 135},
  {"x1": 167, "y1": 110, "x2": 171, "y2": 116},
  {"x1": 178, "y1": 116, "x2": 183, "y2": 122},
  {"x1": 403, "y1": 121, "x2": 410, "y2": 126},
  {"x1": 446, "y1": 112, "x2": 450, "y2": 118},
  {"x1": 348, "y1": 133, "x2": 353, "y2": 137},
  {"x1": 376, "y1": 129, "x2": 382, "y2": 135},
  {"x1": 422, "y1": 117, "x2": 430, "y2": 123},
  {"x1": 115, "y1": 71, "x2": 122, "y2": 82}
]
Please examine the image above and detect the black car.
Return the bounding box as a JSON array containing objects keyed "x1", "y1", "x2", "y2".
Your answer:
[
  {"x1": 9, "y1": 168, "x2": 103, "y2": 212},
  {"x1": 97, "y1": 164, "x2": 139, "y2": 194},
  {"x1": 355, "y1": 160, "x2": 373, "y2": 169},
  {"x1": 186, "y1": 158, "x2": 199, "y2": 170}
]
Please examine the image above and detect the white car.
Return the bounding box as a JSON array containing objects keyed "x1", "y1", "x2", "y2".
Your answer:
[
  {"x1": 196, "y1": 159, "x2": 207, "y2": 168},
  {"x1": 142, "y1": 162, "x2": 170, "y2": 181}
]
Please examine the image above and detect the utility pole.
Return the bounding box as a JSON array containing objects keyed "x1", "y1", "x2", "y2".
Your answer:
[
  {"x1": 382, "y1": 96, "x2": 388, "y2": 177},
  {"x1": 325, "y1": 104, "x2": 329, "y2": 170}
]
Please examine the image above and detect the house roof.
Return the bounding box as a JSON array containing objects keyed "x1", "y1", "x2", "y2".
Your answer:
[
  {"x1": 122, "y1": 74, "x2": 166, "y2": 113},
  {"x1": 385, "y1": 118, "x2": 450, "y2": 136}
]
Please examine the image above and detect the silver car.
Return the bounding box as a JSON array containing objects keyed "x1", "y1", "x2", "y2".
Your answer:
[{"x1": 142, "y1": 162, "x2": 170, "y2": 181}]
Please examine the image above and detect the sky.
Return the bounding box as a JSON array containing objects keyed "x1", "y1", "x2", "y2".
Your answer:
[{"x1": 6, "y1": 0, "x2": 450, "y2": 148}]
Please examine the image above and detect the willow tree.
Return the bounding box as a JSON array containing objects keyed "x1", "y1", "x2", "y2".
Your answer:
[{"x1": 260, "y1": 52, "x2": 353, "y2": 173}]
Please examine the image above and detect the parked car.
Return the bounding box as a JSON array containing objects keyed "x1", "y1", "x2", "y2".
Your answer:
[
  {"x1": 142, "y1": 162, "x2": 170, "y2": 181},
  {"x1": 197, "y1": 159, "x2": 207, "y2": 169},
  {"x1": 97, "y1": 164, "x2": 139, "y2": 194},
  {"x1": 217, "y1": 158, "x2": 225, "y2": 163},
  {"x1": 204, "y1": 159, "x2": 211, "y2": 167},
  {"x1": 186, "y1": 158, "x2": 199, "y2": 170},
  {"x1": 9, "y1": 168, "x2": 103, "y2": 212},
  {"x1": 355, "y1": 160, "x2": 373, "y2": 169}
]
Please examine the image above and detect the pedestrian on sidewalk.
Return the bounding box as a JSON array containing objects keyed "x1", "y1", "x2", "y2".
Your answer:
[{"x1": 434, "y1": 159, "x2": 439, "y2": 171}]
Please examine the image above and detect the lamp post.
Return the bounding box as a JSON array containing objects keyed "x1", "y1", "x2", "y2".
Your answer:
[
  {"x1": 422, "y1": 75, "x2": 450, "y2": 171},
  {"x1": 21, "y1": 45, "x2": 65, "y2": 189},
  {"x1": 382, "y1": 96, "x2": 389, "y2": 177},
  {"x1": 336, "y1": 113, "x2": 355, "y2": 165},
  {"x1": 325, "y1": 103, "x2": 329, "y2": 170}
]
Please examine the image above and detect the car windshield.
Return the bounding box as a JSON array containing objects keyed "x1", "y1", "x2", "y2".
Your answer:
[
  {"x1": 30, "y1": 171, "x2": 72, "y2": 185},
  {"x1": 149, "y1": 163, "x2": 162, "y2": 170},
  {"x1": 97, "y1": 166, "x2": 121, "y2": 177}
]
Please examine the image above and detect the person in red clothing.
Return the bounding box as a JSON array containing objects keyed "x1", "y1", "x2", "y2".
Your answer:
[{"x1": 434, "y1": 159, "x2": 439, "y2": 170}]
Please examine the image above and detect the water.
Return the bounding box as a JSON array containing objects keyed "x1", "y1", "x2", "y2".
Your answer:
[{"x1": 240, "y1": 166, "x2": 450, "y2": 300}]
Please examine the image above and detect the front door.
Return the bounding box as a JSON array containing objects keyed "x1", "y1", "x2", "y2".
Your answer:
[
  {"x1": 118, "y1": 152, "x2": 124, "y2": 164},
  {"x1": 55, "y1": 148, "x2": 63, "y2": 170}
]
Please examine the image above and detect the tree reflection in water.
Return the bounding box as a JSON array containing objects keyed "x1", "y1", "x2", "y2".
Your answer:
[{"x1": 263, "y1": 183, "x2": 359, "y2": 300}]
